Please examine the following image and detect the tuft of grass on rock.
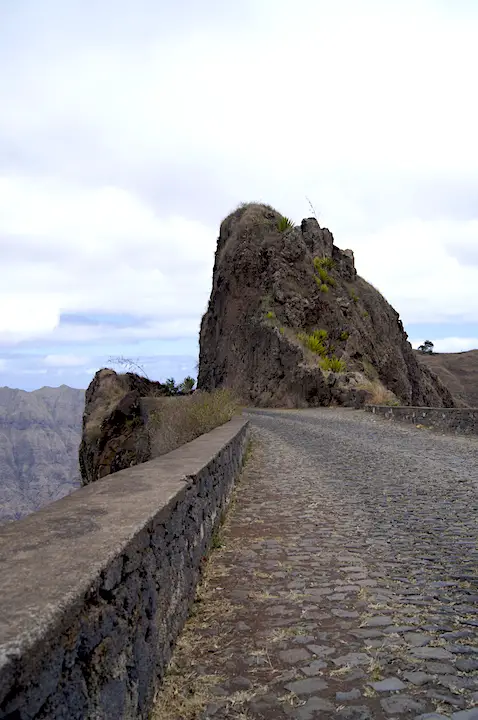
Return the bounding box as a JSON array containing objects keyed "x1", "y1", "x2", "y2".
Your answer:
[
  {"x1": 340, "y1": 330, "x2": 349, "y2": 341},
  {"x1": 357, "y1": 378, "x2": 400, "y2": 406},
  {"x1": 277, "y1": 215, "x2": 295, "y2": 232},
  {"x1": 297, "y1": 330, "x2": 328, "y2": 356},
  {"x1": 314, "y1": 256, "x2": 335, "y2": 271},
  {"x1": 319, "y1": 356, "x2": 347, "y2": 372}
]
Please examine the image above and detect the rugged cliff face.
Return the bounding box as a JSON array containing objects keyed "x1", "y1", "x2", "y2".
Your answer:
[
  {"x1": 198, "y1": 203, "x2": 455, "y2": 408},
  {"x1": 79, "y1": 369, "x2": 170, "y2": 485},
  {"x1": 0, "y1": 385, "x2": 85, "y2": 525}
]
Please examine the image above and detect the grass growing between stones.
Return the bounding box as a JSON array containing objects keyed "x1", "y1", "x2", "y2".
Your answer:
[
  {"x1": 152, "y1": 441, "x2": 254, "y2": 720},
  {"x1": 152, "y1": 670, "x2": 226, "y2": 720}
]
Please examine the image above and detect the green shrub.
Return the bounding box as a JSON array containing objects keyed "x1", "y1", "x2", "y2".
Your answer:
[
  {"x1": 319, "y1": 356, "x2": 346, "y2": 372},
  {"x1": 314, "y1": 256, "x2": 335, "y2": 271},
  {"x1": 315, "y1": 266, "x2": 335, "y2": 286},
  {"x1": 340, "y1": 330, "x2": 349, "y2": 341},
  {"x1": 319, "y1": 283, "x2": 329, "y2": 293},
  {"x1": 297, "y1": 330, "x2": 327, "y2": 356},
  {"x1": 265, "y1": 310, "x2": 275, "y2": 320},
  {"x1": 279, "y1": 326, "x2": 285, "y2": 335},
  {"x1": 363, "y1": 311, "x2": 369, "y2": 318},
  {"x1": 277, "y1": 216, "x2": 295, "y2": 232},
  {"x1": 313, "y1": 257, "x2": 335, "y2": 289},
  {"x1": 350, "y1": 290, "x2": 359, "y2": 303},
  {"x1": 313, "y1": 329, "x2": 328, "y2": 342}
]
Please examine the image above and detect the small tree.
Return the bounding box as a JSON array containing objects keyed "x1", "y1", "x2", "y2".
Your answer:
[
  {"x1": 164, "y1": 377, "x2": 179, "y2": 396},
  {"x1": 180, "y1": 376, "x2": 195, "y2": 394},
  {"x1": 418, "y1": 340, "x2": 434, "y2": 354}
]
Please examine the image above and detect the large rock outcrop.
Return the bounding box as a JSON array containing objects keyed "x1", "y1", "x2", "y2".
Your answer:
[
  {"x1": 79, "y1": 369, "x2": 169, "y2": 485},
  {"x1": 198, "y1": 203, "x2": 456, "y2": 408}
]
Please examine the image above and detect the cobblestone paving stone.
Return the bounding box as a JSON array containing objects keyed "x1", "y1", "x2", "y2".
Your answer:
[{"x1": 153, "y1": 408, "x2": 478, "y2": 720}]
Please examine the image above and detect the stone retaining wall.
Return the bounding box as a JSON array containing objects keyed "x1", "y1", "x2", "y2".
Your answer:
[
  {"x1": 0, "y1": 416, "x2": 249, "y2": 720},
  {"x1": 365, "y1": 405, "x2": 478, "y2": 435}
]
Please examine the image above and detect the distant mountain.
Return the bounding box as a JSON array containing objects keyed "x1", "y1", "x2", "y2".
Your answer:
[
  {"x1": 0, "y1": 384, "x2": 85, "y2": 526},
  {"x1": 414, "y1": 349, "x2": 478, "y2": 408}
]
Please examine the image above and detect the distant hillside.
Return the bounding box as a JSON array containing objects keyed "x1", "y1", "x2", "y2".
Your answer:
[
  {"x1": 414, "y1": 349, "x2": 478, "y2": 408},
  {"x1": 0, "y1": 384, "x2": 85, "y2": 526}
]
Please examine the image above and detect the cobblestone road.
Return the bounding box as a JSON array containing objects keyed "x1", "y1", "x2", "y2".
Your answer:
[{"x1": 154, "y1": 408, "x2": 478, "y2": 720}]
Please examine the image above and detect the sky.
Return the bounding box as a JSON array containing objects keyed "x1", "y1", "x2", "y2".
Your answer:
[{"x1": 1, "y1": 0, "x2": 477, "y2": 391}]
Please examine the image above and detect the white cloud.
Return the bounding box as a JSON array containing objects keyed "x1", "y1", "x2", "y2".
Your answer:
[
  {"x1": 0, "y1": 177, "x2": 215, "y2": 341},
  {"x1": 0, "y1": 292, "x2": 60, "y2": 336},
  {"x1": 346, "y1": 219, "x2": 478, "y2": 325},
  {"x1": 0, "y1": 0, "x2": 477, "y2": 360},
  {"x1": 43, "y1": 354, "x2": 89, "y2": 367}
]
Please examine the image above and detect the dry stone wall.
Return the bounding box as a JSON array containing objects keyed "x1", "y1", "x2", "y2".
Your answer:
[
  {"x1": 365, "y1": 405, "x2": 478, "y2": 435},
  {"x1": 0, "y1": 416, "x2": 248, "y2": 720}
]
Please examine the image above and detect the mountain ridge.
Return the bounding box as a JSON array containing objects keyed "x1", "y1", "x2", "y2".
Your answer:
[{"x1": 0, "y1": 384, "x2": 85, "y2": 525}]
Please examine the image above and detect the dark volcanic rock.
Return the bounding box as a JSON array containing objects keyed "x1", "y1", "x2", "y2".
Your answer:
[
  {"x1": 198, "y1": 203, "x2": 456, "y2": 408},
  {"x1": 79, "y1": 369, "x2": 169, "y2": 485}
]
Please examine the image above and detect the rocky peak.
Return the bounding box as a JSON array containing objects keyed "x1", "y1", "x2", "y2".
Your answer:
[{"x1": 198, "y1": 202, "x2": 455, "y2": 409}]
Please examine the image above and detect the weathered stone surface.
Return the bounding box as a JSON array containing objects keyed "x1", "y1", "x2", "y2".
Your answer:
[
  {"x1": 337, "y1": 689, "x2": 362, "y2": 700},
  {"x1": 332, "y1": 653, "x2": 371, "y2": 667},
  {"x1": 300, "y1": 659, "x2": 328, "y2": 675},
  {"x1": 0, "y1": 416, "x2": 249, "y2": 719},
  {"x1": 198, "y1": 202, "x2": 455, "y2": 409},
  {"x1": 403, "y1": 671, "x2": 432, "y2": 686},
  {"x1": 292, "y1": 695, "x2": 335, "y2": 719},
  {"x1": 370, "y1": 677, "x2": 406, "y2": 692},
  {"x1": 284, "y1": 677, "x2": 328, "y2": 694},
  {"x1": 412, "y1": 647, "x2": 455, "y2": 660},
  {"x1": 380, "y1": 694, "x2": 427, "y2": 714},
  {"x1": 365, "y1": 406, "x2": 478, "y2": 436},
  {"x1": 279, "y1": 648, "x2": 312, "y2": 664}
]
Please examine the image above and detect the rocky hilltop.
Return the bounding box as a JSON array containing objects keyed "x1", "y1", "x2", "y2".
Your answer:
[
  {"x1": 0, "y1": 384, "x2": 85, "y2": 525},
  {"x1": 198, "y1": 203, "x2": 455, "y2": 408}
]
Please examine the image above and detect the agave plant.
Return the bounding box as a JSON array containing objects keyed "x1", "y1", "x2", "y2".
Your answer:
[
  {"x1": 320, "y1": 356, "x2": 346, "y2": 372},
  {"x1": 277, "y1": 216, "x2": 295, "y2": 232}
]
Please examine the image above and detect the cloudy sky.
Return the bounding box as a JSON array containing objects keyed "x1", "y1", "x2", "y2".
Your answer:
[{"x1": 1, "y1": 0, "x2": 477, "y2": 391}]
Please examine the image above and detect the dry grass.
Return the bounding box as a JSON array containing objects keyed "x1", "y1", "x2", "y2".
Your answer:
[
  {"x1": 153, "y1": 668, "x2": 226, "y2": 720},
  {"x1": 356, "y1": 378, "x2": 400, "y2": 406},
  {"x1": 148, "y1": 389, "x2": 240, "y2": 457}
]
